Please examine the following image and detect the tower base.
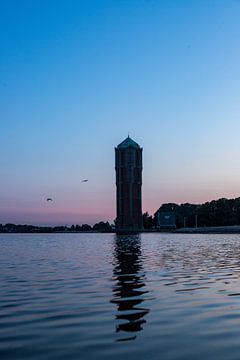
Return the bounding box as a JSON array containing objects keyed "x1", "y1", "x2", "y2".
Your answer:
[{"x1": 116, "y1": 228, "x2": 143, "y2": 235}]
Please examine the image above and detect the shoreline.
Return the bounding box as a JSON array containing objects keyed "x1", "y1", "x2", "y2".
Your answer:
[
  {"x1": 175, "y1": 225, "x2": 240, "y2": 234},
  {"x1": 2, "y1": 225, "x2": 240, "y2": 234}
]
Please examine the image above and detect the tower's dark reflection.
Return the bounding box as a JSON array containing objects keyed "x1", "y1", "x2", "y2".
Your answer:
[{"x1": 111, "y1": 234, "x2": 150, "y2": 341}]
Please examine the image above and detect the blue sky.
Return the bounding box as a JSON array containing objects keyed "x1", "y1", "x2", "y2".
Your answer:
[{"x1": 1, "y1": 0, "x2": 240, "y2": 225}]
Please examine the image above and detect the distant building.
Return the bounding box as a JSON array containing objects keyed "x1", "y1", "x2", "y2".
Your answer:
[
  {"x1": 115, "y1": 136, "x2": 143, "y2": 233},
  {"x1": 156, "y1": 211, "x2": 176, "y2": 230}
]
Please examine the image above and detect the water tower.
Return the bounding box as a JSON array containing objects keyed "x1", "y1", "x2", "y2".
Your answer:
[{"x1": 115, "y1": 136, "x2": 143, "y2": 233}]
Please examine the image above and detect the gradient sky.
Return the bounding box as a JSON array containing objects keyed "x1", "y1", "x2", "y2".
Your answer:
[{"x1": 1, "y1": 0, "x2": 240, "y2": 225}]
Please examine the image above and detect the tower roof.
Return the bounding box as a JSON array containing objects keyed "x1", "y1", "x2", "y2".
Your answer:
[{"x1": 117, "y1": 136, "x2": 140, "y2": 149}]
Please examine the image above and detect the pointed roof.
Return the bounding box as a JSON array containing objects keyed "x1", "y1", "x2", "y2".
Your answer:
[{"x1": 117, "y1": 136, "x2": 140, "y2": 149}]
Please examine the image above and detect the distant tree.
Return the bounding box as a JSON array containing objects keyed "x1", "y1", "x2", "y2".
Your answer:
[
  {"x1": 53, "y1": 226, "x2": 67, "y2": 232},
  {"x1": 142, "y1": 212, "x2": 154, "y2": 229},
  {"x1": 93, "y1": 221, "x2": 112, "y2": 232},
  {"x1": 5, "y1": 223, "x2": 16, "y2": 232},
  {"x1": 81, "y1": 224, "x2": 92, "y2": 231}
]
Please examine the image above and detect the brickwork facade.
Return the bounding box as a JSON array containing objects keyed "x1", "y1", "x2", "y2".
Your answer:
[{"x1": 115, "y1": 137, "x2": 143, "y2": 233}]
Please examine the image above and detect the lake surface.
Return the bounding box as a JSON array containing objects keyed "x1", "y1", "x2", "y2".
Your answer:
[{"x1": 2, "y1": 233, "x2": 240, "y2": 359}]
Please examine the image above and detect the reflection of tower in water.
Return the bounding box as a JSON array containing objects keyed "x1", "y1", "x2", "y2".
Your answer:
[{"x1": 111, "y1": 234, "x2": 149, "y2": 341}]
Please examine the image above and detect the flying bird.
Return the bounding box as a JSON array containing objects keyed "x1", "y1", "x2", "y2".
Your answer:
[
  {"x1": 46, "y1": 198, "x2": 53, "y2": 202},
  {"x1": 81, "y1": 179, "x2": 88, "y2": 182}
]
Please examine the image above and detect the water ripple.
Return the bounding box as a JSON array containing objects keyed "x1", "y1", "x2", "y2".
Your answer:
[{"x1": 1, "y1": 233, "x2": 240, "y2": 359}]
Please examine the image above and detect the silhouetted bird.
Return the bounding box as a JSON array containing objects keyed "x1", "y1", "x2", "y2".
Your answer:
[
  {"x1": 81, "y1": 180, "x2": 88, "y2": 182},
  {"x1": 46, "y1": 198, "x2": 53, "y2": 202}
]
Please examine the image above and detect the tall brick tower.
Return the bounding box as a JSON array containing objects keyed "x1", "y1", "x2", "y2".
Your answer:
[{"x1": 115, "y1": 136, "x2": 143, "y2": 233}]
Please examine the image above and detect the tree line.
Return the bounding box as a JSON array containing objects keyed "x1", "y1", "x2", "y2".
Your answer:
[
  {"x1": 142, "y1": 197, "x2": 240, "y2": 229},
  {"x1": 0, "y1": 221, "x2": 113, "y2": 233}
]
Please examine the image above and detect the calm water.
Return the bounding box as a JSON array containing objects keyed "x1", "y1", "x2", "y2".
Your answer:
[{"x1": 2, "y1": 234, "x2": 240, "y2": 359}]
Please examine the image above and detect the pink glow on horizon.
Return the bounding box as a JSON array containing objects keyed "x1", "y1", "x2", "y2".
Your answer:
[
  {"x1": 0, "y1": 204, "x2": 114, "y2": 226},
  {"x1": 0, "y1": 210, "x2": 113, "y2": 226},
  {"x1": 1, "y1": 186, "x2": 240, "y2": 226},
  {"x1": 1, "y1": 170, "x2": 240, "y2": 225}
]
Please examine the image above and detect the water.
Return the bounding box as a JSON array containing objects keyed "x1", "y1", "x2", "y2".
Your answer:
[{"x1": 1, "y1": 233, "x2": 240, "y2": 359}]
